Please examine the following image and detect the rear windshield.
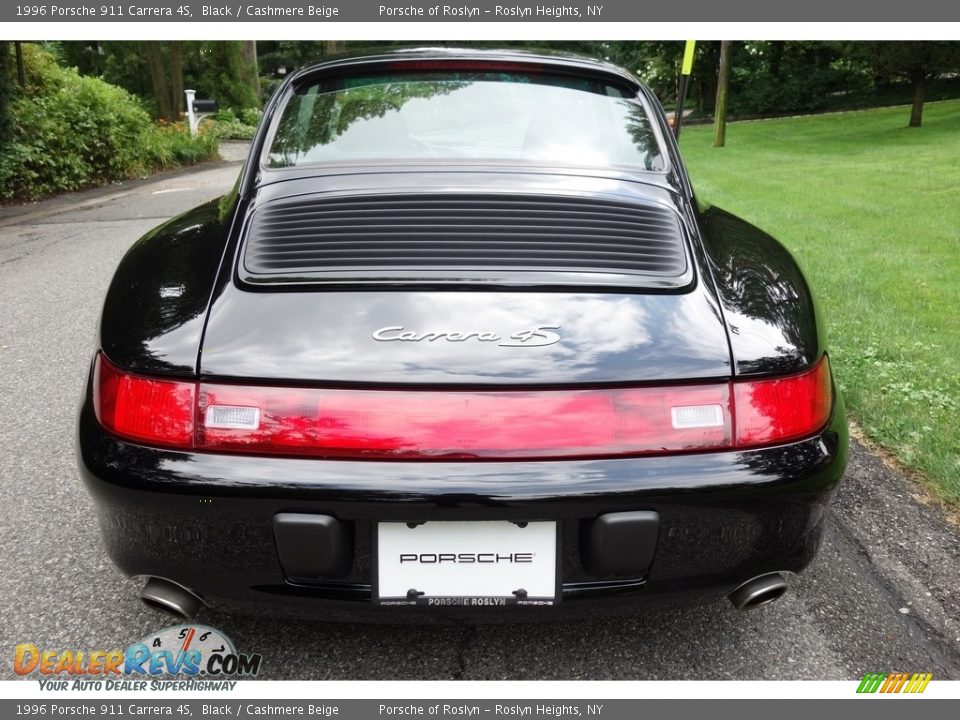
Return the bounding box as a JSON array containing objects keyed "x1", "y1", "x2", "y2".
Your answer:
[{"x1": 266, "y1": 71, "x2": 666, "y2": 171}]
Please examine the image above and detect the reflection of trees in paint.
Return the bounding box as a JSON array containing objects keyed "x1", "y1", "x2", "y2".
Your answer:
[
  {"x1": 269, "y1": 81, "x2": 465, "y2": 165},
  {"x1": 269, "y1": 78, "x2": 667, "y2": 170},
  {"x1": 101, "y1": 199, "x2": 229, "y2": 371},
  {"x1": 619, "y1": 100, "x2": 664, "y2": 171},
  {"x1": 699, "y1": 207, "x2": 817, "y2": 375}
]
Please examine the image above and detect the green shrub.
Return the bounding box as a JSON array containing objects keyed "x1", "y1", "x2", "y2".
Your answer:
[
  {"x1": 729, "y1": 64, "x2": 871, "y2": 116},
  {"x1": 142, "y1": 122, "x2": 219, "y2": 169},
  {"x1": 0, "y1": 44, "x2": 219, "y2": 201},
  {"x1": 238, "y1": 107, "x2": 261, "y2": 126},
  {"x1": 212, "y1": 106, "x2": 238, "y2": 123},
  {"x1": 204, "y1": 118, "x2": 257, "y2": 141},
  {"x1": 204, "y1": 105, "x2": 259, "y2": 139}
]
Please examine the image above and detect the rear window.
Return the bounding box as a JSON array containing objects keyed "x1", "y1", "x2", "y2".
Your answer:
[{"x1": 266, "y1": 70, "x2": 666, "y2": 171}]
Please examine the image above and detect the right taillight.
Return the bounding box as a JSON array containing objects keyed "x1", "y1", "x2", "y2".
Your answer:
[
  {"x1": 732, "y1": 356, "x2": 833, "y2": 449},
  {"x1": 92, "y1": 353, "x2": 832, "y2": 459}
]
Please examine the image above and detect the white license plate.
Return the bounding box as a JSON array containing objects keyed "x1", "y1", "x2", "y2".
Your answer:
[{"x1": 375, "y1": 521, "x2": 558, "y2": 606}]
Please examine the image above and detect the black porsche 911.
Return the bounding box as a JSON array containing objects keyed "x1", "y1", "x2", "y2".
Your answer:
[{"x1": 78, "y1": 48, "x2": 847, "y2": 621}]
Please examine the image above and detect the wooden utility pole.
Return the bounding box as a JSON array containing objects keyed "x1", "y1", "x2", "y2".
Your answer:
[{"x1": 713, "y1": 40, "x2": 733, "y2": 148}]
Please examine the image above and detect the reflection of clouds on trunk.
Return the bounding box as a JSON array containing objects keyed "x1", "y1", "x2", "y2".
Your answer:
[
  {"x1": 665, "y1": 292, "x2": 730, "y2": 361},
  {"x1": 201, "y1": 286, "x2": 733, "y2": 384}
]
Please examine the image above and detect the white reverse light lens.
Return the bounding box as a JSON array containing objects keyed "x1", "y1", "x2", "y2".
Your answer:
[
  {"x1": 671, "y1": 404, "x2": 724, "y2": 429},
  {"x1": 205, "y1": 405, "x2": 261, "y2": 430}
]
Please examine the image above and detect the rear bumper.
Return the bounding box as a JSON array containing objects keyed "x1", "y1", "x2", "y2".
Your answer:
[{"x1": 77, "y1": 387, "x2": 847, "y2": 621}]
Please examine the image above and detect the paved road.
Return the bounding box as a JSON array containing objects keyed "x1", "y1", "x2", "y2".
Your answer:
[{"x1": 2, "y1": 164, "x2": 958, "y2": 681}]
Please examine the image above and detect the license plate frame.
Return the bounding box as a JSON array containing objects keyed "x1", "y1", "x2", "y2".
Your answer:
[{"x1": 373, "y1": 520, "x2": 560, "y2": 607}]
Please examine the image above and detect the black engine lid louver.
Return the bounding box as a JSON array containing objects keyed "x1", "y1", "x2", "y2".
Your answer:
[{"x1": 240, "y1": 193, "x2": 690, "y2": 288}]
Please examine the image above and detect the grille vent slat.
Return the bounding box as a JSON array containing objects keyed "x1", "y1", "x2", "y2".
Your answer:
[{"x1": 242, "y1": 193, "x2": 688, "y2": 281}]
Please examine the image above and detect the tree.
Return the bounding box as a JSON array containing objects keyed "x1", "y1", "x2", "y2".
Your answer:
[
  {"x1": 713, "y1": 41, "x2": 733, "y2": 147},
  {"x1": 142, "y1": 41, "x2": 183, "y2": 121},
  {"x1": 693, "y1": 42, "x2": 721, "y2": 115},
  {"x1": 857, "y1": 42, "x2": 960, "y2": 127},
  {"x1": 57, "y1": 41, "x2": 107, "y2": 77},
  {"x1": 199, "y1": 41, "x2": 259, "y2": 111},
  {"x1": 242, "y1": 41, "x2": 260, "y2": 100},
  {"x1": 0, "y1": 42, "x2": 12, "y2": 147}
]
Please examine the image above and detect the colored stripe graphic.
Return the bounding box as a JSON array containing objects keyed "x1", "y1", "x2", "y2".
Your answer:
[
  {"x1": 857, "y1": 672, "x2": 932, "y2": 693},
  {"x1": 909, "y1": 673, "x2": 933, "y2": 693},
  {"x1": 856, "y1": 673, "x2": 885, "y2": 693}
]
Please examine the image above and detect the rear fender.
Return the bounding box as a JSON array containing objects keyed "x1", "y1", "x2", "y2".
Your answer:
[
  {"x1": 694, "y1": 202, "x2": 825, "y2": 376},
  {"x1": 99, "y1": 196, "x2": 237, "y2": 375}
]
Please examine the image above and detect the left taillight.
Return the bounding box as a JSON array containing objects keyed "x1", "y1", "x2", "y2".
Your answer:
[{"x1": 93, "y1": 354, "x2": 195, "y2": 448}]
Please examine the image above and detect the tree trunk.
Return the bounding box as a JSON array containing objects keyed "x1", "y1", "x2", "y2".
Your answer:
[
  {"x1": 324, "y1": 41, "x2": 345, "y2": 56},
  {"x1": 143, "y1": 42, "x2": 172, "y2": 121},
  {"x1": 242, "y1": 41, "x2": 261, "y2": 101},
  {"x1": 169, "y1": 42, "x2": 183, "y2": 120},
  {"x1": 713, "y1": 41, "x2": 733, "y2": 148},
  {"x1": 0, "y1": 42, "x2": 11, "y2": 147},
  {"x1": 909, "y1": 73, "x2": 926, "y2": 128},
  {"x1": 770, "y1": 40, "x2": 785, "y2": 77}
]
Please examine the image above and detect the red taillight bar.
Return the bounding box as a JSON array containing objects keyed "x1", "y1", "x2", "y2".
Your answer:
[{"x1": 92, "y1": 354, "x2": 833, "y2": 460}]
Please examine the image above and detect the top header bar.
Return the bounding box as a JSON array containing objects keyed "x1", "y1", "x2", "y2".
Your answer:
[{"x1": 6, "y1": 0, "x2": 960, "y2": 23}]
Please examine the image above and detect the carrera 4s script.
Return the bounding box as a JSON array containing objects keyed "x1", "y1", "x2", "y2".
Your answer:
[
  {"x1": 78, "y1": 48, "x2": 847, "y2": 621},
  {"x1": 372, "y1": 324, "x2": 563, "y2": 347}
]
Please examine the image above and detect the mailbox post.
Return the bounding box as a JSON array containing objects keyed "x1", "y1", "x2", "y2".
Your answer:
[{"x1": 184, "y1": 90, "x2": 218, "y2": 136}]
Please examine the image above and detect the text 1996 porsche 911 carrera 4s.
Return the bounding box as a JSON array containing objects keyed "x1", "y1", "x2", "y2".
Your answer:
[{"x1": 78, "y1": 48, "x2": 847, "y2": 621}]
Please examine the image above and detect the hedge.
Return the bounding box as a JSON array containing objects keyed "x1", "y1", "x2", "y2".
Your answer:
[{"x1": 0, "y1": 44, "x2": 218, "y2": 202}]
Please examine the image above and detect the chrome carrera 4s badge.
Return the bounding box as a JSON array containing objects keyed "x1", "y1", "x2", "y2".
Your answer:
[{"x1": 372, "y1": 325, "x2": 561, "y2": 348}]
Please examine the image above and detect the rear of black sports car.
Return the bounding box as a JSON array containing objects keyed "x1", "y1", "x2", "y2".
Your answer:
[{"x1": 77, "y1": 49, "x2": 847, "y2": 621}]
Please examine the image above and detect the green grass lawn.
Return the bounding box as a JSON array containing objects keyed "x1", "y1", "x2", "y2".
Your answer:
[{"x1": 680, "y1": 100, "x2": 960, "y2": 502}]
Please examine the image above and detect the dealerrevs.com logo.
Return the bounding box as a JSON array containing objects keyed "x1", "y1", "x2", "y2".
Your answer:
[{"x1": 15, "y1": 625, "x2": 262, "y2": 691}]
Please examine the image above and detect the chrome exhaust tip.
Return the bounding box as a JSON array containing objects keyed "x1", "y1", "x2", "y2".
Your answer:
[
  {"x1": 728, "y1": 572, "x2": 788, "y2": 611},
  {"x1": 140, "y1": 577, "x2": 204, "y2": 620}
]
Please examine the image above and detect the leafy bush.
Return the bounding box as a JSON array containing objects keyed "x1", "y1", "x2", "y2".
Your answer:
[
  {"x1": 723, "y1": 42, "x2": 873, "y2": 117},
  {"x1": 238, "y1": 107, "x2": 261, "y2": 126},
  {"x1": 203, "y1": 105, "x2": 258, "y2": 140},
  {"x1": 729, "y1": 63, "x2": 872, "y2": 116},
  {"x1": 142, "y1": 122, "x2": 219, "y2": 169},
  {"x1": 204, "y1": 118, "x2": 257, "y2": 141},
  {"x1": 212, "y1": 107, "x2": 238, "y2": 123},
  {"x1": 0, "y1": 44, "x2": 218, "y2": 201}
]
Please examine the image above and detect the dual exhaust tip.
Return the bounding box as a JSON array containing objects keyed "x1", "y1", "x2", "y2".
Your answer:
[
  {"x1": 728, "y1": 572, "x2": 788, "y2": 611},
  {"x1": 139, "y1": 573, "x2": 788, "y2": 619}
]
